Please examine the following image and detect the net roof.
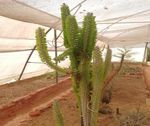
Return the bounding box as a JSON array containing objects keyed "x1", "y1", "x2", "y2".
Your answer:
[
  {"x1": 1, "y1": 0, "x2": 150, "y2": 46},
  {"x1": 0, "y1": 0, "x2": 149, "y2": 83}
]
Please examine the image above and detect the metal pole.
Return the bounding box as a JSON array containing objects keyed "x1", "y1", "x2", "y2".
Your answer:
[
  {"x1": 143, "y1": 42, "x2": 148, "y2": 63},
  {"x1": 54, "y1": 29, "x2": 58, "y2": 84},
  {"x1": 18, "y1": 45, "x2": 36, "y2": 80}
]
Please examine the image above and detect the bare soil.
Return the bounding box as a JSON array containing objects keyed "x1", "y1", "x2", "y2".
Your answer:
[
  {"x1": 0, "y1": 74, "x2": 66, "y2": 106},
  {"x1": 1, "y1": 63, "x2": 150, "y2": 126},
  {"x1": 20, "y1": 75, "x2": 147, "y2": 126}
]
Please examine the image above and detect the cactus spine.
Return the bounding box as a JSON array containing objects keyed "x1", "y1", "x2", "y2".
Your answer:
[{"x1": 36, "y1": 3, "x2": 112, "y2": 126}]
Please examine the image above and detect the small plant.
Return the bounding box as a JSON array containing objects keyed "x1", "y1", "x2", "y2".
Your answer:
[
  {"x1": 100, "y1": 48, "x2": 135, "y2": 109},
  {"x1": 103, "y1": 47, "x2": 133, "y2": 90},
  {"x1": 117, "y1": 107, "x2": 150, "y2": 126},
  {"x1": 53, "y1": 101, "x2": 64, "y2": 126}
]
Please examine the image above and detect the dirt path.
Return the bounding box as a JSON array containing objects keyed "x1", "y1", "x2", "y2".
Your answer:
[
  {"x1": 1, "y1": 64, "x2": 148, "y2": 126},
  {"x1": 14, "y1": 74, "x2": 147, "y2": 126},
  {"x1": 17, "y1": 91, "x2": 79, "y2": 126},
  {"x1": 4, "y1": 89, "x2": 72, "y2": 126},
  {"x1": 13, "y1": 64, "x2": 146, "y2": 126},
  {"x1": 0, "y1": 78, "x2": 71, "y2": 126},
  {"x1": 0, "y1": 75, "x2": 66, "y2": 106},
  {"x1": 111, "y1": 76, "x2": 146, "y2": 110}
]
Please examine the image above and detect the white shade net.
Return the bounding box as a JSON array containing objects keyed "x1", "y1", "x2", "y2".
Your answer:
[
  {"x1": 0, "y1": 0, "x2": 149, "y2": 83},
  {"x1": 1, "y1": 0, "x2": 150, "y2": 45}
]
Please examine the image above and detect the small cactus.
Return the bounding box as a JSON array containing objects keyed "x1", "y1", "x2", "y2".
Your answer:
[
  {"x1": 53, "y1": 101, "x2": 64, "y2": 126},
  {"x1": 103, "y1": 47, "x2": 112, "y2": 79}
]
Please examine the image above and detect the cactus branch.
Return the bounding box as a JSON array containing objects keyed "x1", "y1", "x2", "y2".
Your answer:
[
  {"x1": 103, "y1": 53, "x2": 125, "y2": 90},
  {"x1": 79, "y1": 58, "x2": 91, "y2": 126},
  {"x1": 90, "y1": 47, "x2": 104, "y2": 126},
  {"x1": 61, "y1": 3, "x2": 70, "y2": 48},
  {"x1": 36, "y1": 27, "x2": 67, "y2": 74},
  {"x1": 82, "y1": 13, "x2": 97, "y2": 59},
  {"x1": 54, "y1": 49, "x2": 71, "y2": 62},
  {"x1": 103, "y1": 47, "x2": 112, "y2": 79}
]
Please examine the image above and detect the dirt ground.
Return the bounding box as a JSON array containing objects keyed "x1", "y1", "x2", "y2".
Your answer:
[
  {"x1": 1, "y1": 63, "x2": 150, "y2": 126},
  {"x1": 20, "y1": 75, "x2": 147, "y2": 126},
  {"x1": 0, "y1": 74, "x2": 66, "y2": 106}
]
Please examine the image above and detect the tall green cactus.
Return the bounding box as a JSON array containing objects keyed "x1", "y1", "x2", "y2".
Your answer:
[
  {"x1": 78, "y1": 12, "x2": 97, "y2": 126},
  {"x1": 35, "y1": 3, "x2": 112, "y2": 126},
  {"x1": 90, "y1": 47, "x2": 104, "y2": 126},
  {"x1": 90, "y1": 46, "x2": 112, "y2": 126}
]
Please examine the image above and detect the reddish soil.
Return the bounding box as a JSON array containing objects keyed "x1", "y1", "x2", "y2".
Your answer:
[
  {"x1": 0, "y1": 75, "x2": 66, "y2": 106},
  {"x1": 21, "y1": 77, "x2": 146, "y2": 126},
  {"x1": 0, "y1": 63, "x2": 150, "y2": 126},
  {"x1": 143, "y1": 66, "x2": 150, "y2": 91},
  {"x1": 0, "y1": 76, "x2": 71, "y2": 126}
]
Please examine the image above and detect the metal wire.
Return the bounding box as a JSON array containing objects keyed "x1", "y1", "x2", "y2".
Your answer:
[{"x1": 99, "y1": 9, "x2": 150, "y2": 34}]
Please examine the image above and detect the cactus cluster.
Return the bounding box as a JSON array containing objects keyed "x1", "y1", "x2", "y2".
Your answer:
[{"x1": 35, "y1": 3, "x2": 112, "y2": 126}]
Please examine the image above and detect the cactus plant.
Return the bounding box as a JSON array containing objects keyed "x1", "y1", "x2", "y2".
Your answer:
[
  {"x1": 35, "y1": 3, "x2": 112, "y2": 126},
  {"x1": 103, "y1": 47, "x2": 133, "y2": 91},
  {"x1": 90, "y1": 47, "x2": 104, "y2": 126},
  {"x1": 53, "y1": 100, "x2": 64, "y2": 126}
]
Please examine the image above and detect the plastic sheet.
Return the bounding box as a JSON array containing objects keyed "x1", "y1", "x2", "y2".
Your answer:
[{"x1": 0, "y1": 0, "x2": 149, "y2": 83}]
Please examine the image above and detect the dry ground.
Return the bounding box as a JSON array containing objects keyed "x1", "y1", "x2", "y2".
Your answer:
[
  {"x1": 0, "y1": 74, "x2": 66, "y2": 106},
  {"x1": 1, "y1": 63, "x2": 150, "y2": 126}
]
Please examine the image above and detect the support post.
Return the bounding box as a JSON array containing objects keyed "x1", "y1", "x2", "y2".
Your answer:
[
  {"x1": 18, "y1": 45, "x2": 36, "y2": 80},
  {"x1": 54, "y1": 29, "x2": 58, "y2": 84}
]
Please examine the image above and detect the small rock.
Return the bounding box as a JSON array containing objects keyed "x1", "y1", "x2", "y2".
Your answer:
[
  {"x1": 29, "y1": 110, "x2": 41, "y2": 117},
  {"x1": 99, "y1": 105, "x2": 112, "y2": 114}
]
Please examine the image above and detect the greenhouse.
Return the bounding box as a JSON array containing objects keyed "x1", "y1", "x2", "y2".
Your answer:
[{"x1": 0, "y1": 0, "x2": 150, "y2": 126}]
